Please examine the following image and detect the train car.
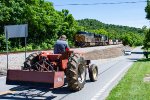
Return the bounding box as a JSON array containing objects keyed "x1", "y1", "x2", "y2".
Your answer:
[
  {"x1": 75, "y1": 31, "x2": 94, "y2": 47},
  {"x1": 75, "y1": 31, "x2": 108, "y2": 47},
  {"x1": 109, "y1": 39, "x2": 122, "y2": 45}
]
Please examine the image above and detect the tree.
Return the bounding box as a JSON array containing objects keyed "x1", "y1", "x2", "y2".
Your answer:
[
  {"x1": 143, "y1": 29, "x2": 150, "y2": 49},
  {"x1": 0, "y1": 0, "x2": 79, "y2": 51},
  {"x1": 144, "y1": 0, "x2": 150, "y2": 51},
  {"x1": 121, "y1": 33, "x2": 133, "y2": 46},
  {"x1": 97, "y1": 29, "x2": 108, "y2": 36},
  {"x1": 145, "y1": 0, "x2": 150, "y2": 19}
]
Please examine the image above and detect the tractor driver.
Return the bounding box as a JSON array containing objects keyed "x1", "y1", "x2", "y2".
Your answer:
[{"x1": 54, "y1": 35, "x2": 70, "y2": 54}]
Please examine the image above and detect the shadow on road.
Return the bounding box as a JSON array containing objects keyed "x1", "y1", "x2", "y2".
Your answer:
[
  {"x1": 0, "y1": 84, "x2": 73, "y2": 100},
  {"x1": 128, "y1": 58, "x2": 150, "y2": 62},
  {"x1": 137, "y1": 58, "x2": 150, "y2": 62},
  {"x1": 128, "y1": 58, "x2": 141, "y2": 62},
  {"x1": 131, "y1": 51, "x2": 144, "y2": 54}
]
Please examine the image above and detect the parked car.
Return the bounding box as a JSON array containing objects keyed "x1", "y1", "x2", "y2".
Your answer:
[{"x1": 124, "y1": 50, "x2": 131, "y2": 55}]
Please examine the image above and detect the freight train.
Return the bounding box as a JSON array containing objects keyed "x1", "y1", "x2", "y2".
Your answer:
[{"x1": 75, "y1": 31, "x2": 108, "y2": 47}]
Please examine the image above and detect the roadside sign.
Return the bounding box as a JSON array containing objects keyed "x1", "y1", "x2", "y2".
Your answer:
[
  {"x1": 5, "y1": 24, "x2": 28, "y2": 39},
  {"x1": 4, "y1": 24, "x2": 28, "y2": 70}
]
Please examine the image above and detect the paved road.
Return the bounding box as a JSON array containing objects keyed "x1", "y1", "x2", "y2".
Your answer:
[{"x1": 0, "y1": 46, "x2": 143, "y2": 100}]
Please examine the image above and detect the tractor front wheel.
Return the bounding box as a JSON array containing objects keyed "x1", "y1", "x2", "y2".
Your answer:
[{"x1": 66, "y1": 53, "x2": 86, "y2": 91}]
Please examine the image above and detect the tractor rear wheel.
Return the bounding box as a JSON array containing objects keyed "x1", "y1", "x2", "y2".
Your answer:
[
  {"x1": 66, "y1": 53, "x2": 86, "y2": 91},
  {"x1": 23, "y1": 52, "x2": 40, "y2": 70},
  {"x1": 89, "y1": 64, "x2": 98, "y2": 82}
]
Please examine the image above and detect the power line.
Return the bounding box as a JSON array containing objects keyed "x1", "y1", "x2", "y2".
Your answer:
[{"x1": 54, "y1": 1, "x2": 147, "y2": 6}]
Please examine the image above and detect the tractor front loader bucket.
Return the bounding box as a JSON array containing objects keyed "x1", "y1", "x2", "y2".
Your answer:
[{"x1": 6, "y1": 70, "x2": 64, "y2": 88}]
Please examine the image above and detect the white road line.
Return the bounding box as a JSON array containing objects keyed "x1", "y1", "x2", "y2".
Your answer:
[{"x1": 91, "y1": 63, "x2": 132, "y2": 100}]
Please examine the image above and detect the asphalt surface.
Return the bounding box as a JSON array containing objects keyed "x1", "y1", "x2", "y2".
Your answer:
[{"x1": 0, "y1": 46, "x2": 143, "y2": 100}]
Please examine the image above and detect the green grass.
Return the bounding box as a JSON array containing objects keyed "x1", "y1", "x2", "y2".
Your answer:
[{"x1": 106, "y1": 58, "x2": 150, "y2": 100}]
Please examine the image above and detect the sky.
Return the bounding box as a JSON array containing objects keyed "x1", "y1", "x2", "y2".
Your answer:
[{"x1": 46, "y1": 0, "x2": 149, "y2": 28}]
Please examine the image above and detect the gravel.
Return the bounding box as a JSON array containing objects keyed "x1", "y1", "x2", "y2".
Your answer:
[
  {"x1": 0, "y1": 53, "x2": 31, "y2": 74},
  {"x1": 0, "y1": 44, "x2": 127, "y2": 75}
]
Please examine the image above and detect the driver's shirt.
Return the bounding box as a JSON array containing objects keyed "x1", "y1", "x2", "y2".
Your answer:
[{"x1": 54, "y1": 40, "x2": 69, "y2": 54}]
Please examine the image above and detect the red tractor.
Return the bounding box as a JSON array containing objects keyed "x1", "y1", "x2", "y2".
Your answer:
[{"x1": 6, "y1": 50, "x2": 98, "y2": 91}]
